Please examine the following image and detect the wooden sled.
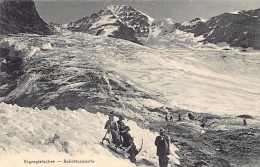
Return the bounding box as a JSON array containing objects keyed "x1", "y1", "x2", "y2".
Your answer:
[{"x1": 101, "y1": 131, "x2": 143, "y2": 159}]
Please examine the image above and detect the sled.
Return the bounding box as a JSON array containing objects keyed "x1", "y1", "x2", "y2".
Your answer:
[
  {"x1": 101, "y1": 136, "x2": 133, "y2": 155},
  {"x1": 101, "y1": 132, "x2": 143, "y2": 156},
  {"x1": 107, "y1": 141, "x2": 133, "y2": 154}
]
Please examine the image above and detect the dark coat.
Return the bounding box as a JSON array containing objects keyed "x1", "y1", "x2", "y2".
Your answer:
[
  {"x1": 121, "y1": 131, "x2": 138, "y2": 163},
  {"x1": 155, "y1": 135, "x2": 170, "y2": 156},
  {"x1": 121, "y1": 131, "x2": 133, "y2": 147}
]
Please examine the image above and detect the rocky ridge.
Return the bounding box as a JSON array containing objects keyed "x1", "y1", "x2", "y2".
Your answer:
[
  {"x1": 0, "y1": 1, "x2": 258, "y2": 49},
  {"x1": 0, "y1": 0, "x2": 53, "y2": 35},
  {"x1": 178, "y1": 9, "x2": 260, "y2": 50},
  {"x1": 68, "y1": 6, "x2": 260, "y2": 50}
]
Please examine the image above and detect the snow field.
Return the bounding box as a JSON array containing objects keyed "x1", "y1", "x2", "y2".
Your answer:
[{"x1": 0, "y1": 102, "x2": 180, "y2": 167}]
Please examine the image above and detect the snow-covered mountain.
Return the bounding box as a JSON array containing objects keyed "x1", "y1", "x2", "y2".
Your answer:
[
  {"x1": 177, "y1": 8, "x2": 260, "y2": 50},
  {"x1": 68, "y1": 6, "x2": 260, "y2": 50},
  {"x1": 68, "y1": 5, "x2": 154, "y2": 44},
  {"x1": 0, "y1": 0, "x2": 53, "y2": 35}
]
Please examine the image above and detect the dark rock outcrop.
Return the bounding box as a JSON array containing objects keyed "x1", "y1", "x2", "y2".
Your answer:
[
  {"x1": 0, "y1": 0, "x2": 53, "y2": 35},
  {"x1": 178, "y1": 18, "x2": 210, "y2": 37},
  {"x1": 0, "y1": 43, "x2": 24, "y2": 97},
  {"x1": 178, "y1": 8, "x2": 260, "y2": 50},
  {"x1": 109, "y1": 22, "x2": 139, "y2": 44},
  {"x1": 107, "y1": 5, "x2": 151, "y2": 39}
]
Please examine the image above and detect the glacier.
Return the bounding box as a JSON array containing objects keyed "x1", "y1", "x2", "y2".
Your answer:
[
  {"x1": 1, "y1": 31, "x2": 260, "y2": 116},
  {"x1": 0, "y1": 30, "x2": 260, "y2": 166}
]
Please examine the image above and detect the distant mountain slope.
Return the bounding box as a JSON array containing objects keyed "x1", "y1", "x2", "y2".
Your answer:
[
  {"x1": 68, "y1": 5, "x2": 153, "y2": 44},
  {"x1": 0, "y1": 0, "x2": 53, "y2": 35},
  {"x1": 146, "y1": 18, "x2": 180, "y2": 44},
  {"x1": 69, "y1": 6, "x2": 259, "y2": 49},
  {"x1": 178, "y1": 18, "x2": 210, "y2": 37},
  {"x1": 178, "y1": 8, "x2": 260, "y2": 50}
]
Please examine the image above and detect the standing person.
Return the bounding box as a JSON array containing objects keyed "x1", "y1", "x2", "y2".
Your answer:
[
  {"x1": 165, "y1": 115, "x2": 168, "y2": 121},
  {"x1": 201, "y1": 116, "x2": 207, "y2": 128},
  {"x1": 104, "y1": 112, "x2": 121, "y2": 146},
  {"x1": 155, "y1": 128, "x2": 170, "y2": 167},
  {"x1": 178, "y1": 114, "x2": 181, "y2": 121},
  {"x1": 243, "y1": 119, "x2": 247, "y2": 126},
  {"x1": 169, "y1": 115, "x2": 173, "y2": 121}
]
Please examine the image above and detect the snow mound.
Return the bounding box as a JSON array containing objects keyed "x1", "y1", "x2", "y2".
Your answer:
[
  {"x1": 28, "y1": 46, "x2": 41, "y2": 57},
  {"x1": 0, "y1": 102, "x2": 179, "y2": 167},
  {"x1": 42, "y1": 43, "x2": 53, "y2": 50}
]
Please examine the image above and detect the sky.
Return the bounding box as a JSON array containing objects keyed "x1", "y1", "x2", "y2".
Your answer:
[{"x1": 34, "y1": 0, "x2": 260, "y2": 24}]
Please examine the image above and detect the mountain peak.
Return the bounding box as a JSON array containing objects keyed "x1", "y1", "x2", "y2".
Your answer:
[
  {"x1": 107, "y1": 5, "x2": 133, "y2": 12},
  {"x1": 106, "y1": 5, "x2": 154, "y2": 24},
  {"x1": 69, "y1": 4, "x2": 154, "y2": 44}
]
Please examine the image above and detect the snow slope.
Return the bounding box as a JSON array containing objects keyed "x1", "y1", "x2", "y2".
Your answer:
[
  {"x1": 0, "y1": 102, "x2": 179, "y2": 167},
  {"x1": 145, "y1": 18, "x2": 179, "y2": 45}
]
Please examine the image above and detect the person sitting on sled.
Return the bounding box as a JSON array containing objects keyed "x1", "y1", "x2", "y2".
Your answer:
[
  {"x1": 121, "y1": 126, "x2": 138, "y2": 163},
  {"x1": 117, "y1": 115, "x2": 126, "y2": 132},
  {"x1": 104, "y1": 111, "x2": 121, "y2": 146},
  {"x1": 117, "y1": 115, "x2": 126, "y2": 143}
]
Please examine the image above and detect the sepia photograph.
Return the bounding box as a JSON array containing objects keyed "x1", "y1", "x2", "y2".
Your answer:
[{"x1": 0, "y1": 0, "x2": 260, "y2": 166}]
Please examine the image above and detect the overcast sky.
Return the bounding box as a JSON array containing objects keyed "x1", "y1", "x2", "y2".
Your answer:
[{"x1": 35, "y1": 0, "x2": 260, "y2": 24}]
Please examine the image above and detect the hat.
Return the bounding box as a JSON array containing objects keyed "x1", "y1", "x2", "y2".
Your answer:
[
  {"x1": 109, "y1": 111, "x2": 115, "y2": 116},
  {"x1": 160, "y1": 128, "x2": 165, "y2": 132}
]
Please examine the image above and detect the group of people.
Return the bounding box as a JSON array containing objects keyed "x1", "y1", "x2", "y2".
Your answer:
[
  {"x1": 165, "y1": 115, "x2": 173, "y2": 121},
  {"x1": 104, "y1": 111, "x2": 171, "y2": 167},
  {"x1": 104, "y1": 111, "x2": 138, "y2": 163}
]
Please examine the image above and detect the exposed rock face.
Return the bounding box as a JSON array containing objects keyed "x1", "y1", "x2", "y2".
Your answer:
[
  {"x1": 0, "y1": 0, "x2": 53, "y2": 35},
  {"x1": 107, "y1": 5, "x2": 153, "y2": 40},
  {"x1": 178, "y1": 18, "x2": 210, "y2": 37},
  {"x1": 178, "y1": 9, "x2": 260, "y2": 50},
  {"x1": 0, "y1": 43, "x2": 24, "y2": 97},
  {"x1": 68, "y1": 5, "x2": 153, "y2": 44}
]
